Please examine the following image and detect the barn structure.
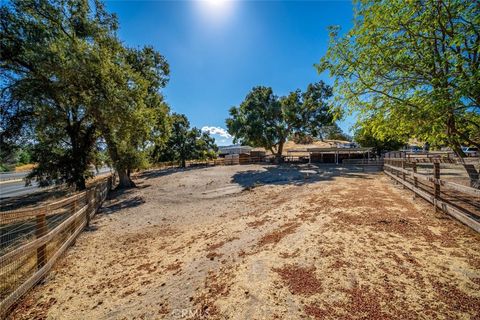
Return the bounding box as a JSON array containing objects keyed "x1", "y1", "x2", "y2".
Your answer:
[
  {"x1": 218, "y1": 145, "x2": 253, "y2": 157},
  {"x1": 287, "y1": 147, "x2": 373, "y2": 164}
]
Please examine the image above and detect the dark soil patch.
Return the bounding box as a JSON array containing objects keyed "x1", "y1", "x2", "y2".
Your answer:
[
  {"x1": 165, "y1": 261, "x2": 182, "y2": 272},
  {"x1": 246, "y1": 217, "x2": 270, "y2": 228},
  {"x1": 193, "y1": 268, "x2": 233, "y2": 319},
  {"x1": 279, "y1": 248, "x2": 301, "y2": 259},
  {"x1": 304, "y1": 285, "x2": 392, "y2": 320},
  {"x1": 273, "y1": 264, "x2": 322, "y2": 296},
  {"x1": 207, "y1": 237, "x2": 239, "y2": 251},
  {"x1": 257, "y1": 222, "x2": 300, "y2": 247},
  {"x1": 206, "y1": 251, "x2": 223, "y2": 260},
  {"x1": 136, "y1": 262, "x2": 157, "y2": 273},
  {"x1": 430, "y1": 279, "x2": 480, "y2": 315}
]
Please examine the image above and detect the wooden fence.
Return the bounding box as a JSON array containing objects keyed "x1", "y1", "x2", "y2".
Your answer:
[
  {"x1": 152, "y1": 156, "x2": 385, "y2": 169},
  {"x1": 0, "y1": 176, "x2": 114, "y2": 317},
  {"x1": 150, "y1": 156, "x2": 270, "y2": 169},
  {"x1": 384, "y1": 151, "x2": 457, "y2": 159},
  {"x1": 341, "y1": 158, "x2": 384, "y2": 168},
  {"x1": 384, "y1": 158, "x2": 480, "y2": 233}
]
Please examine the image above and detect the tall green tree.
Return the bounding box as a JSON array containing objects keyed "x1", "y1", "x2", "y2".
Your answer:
[
  {"x1": 1, "y1": 0, "x2": 171, "y2": 189},
  {"x1": 319, "y1": 123, "x2": 351, "y2": 141},
  {"x1": 354, "y1": 122, "x2": 407, "y2": 157},
  {"x1": 90, "y1": 41, "x2": 170, "y2": 188},
  {"x1": 317, "y1": 0, "x2": 480, "y2": 156},
  {"x1": 155, "y1": 113, "x2": 217, "y2": 168},
  {"x1": 1, "y1": 0, "x2": 118, "y2": 189},
  {"x1": 226, "y1": 82, "x2": 335, "y2": 162}
]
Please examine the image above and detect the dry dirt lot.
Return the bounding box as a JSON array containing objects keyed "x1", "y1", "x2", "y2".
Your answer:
[{"x1": 9, "y1": 164, "x2": 480, "y2": 319}]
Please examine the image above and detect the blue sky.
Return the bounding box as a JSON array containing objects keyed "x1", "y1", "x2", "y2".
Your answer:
[{"x1": 105, "y1": 0, "x2": 355, "y2": 145}]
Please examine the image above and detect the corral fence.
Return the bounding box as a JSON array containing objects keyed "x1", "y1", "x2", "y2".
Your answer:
[
  {"x1": 150, "y1": 156, "x2": 385, "y2": 170},
  {"x1": 149, "y1": 159, "x2": 228, "y2": 170},
  {"x1": 384, "y1": 158, "x2": 480, "y2": 233},
  {"x1": 0, "y1": 175, "x2": 115, "y2": 317},
  {"x1": 150, "y1": 156, "x2": 270, "y2": 169},
  {"x1": 384, "y1": 150, "x2": 457, "y2": 159},
  {"x1": 341, "y1": 158, "x2": 384, "y2": 171}
]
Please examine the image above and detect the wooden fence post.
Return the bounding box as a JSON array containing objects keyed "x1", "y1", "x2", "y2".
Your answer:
[
  {"x1": 86, "y1": 188, "x2": 94, "y2": 229},
  {"x1": 395, "y1": 160, "x2": 400, "y2": 185},
  {"x1": 433, "y1": 162, "x2": 440, "y2": 212},
  {"x1": 401, "y1": 160, "x2": 406, "y2": 183},
  {"x1": 412, "y1": 161, "x2": 417, "y2": 199},
  {"x1": 73, "y1": 196, "x2": 77, "y2": 214},
  {"x1": 72, "y1": 196, "x2": 78, "y2": 235},
  {"x1": 36, "y1": 209, "x2": 47, "y2": 270}
]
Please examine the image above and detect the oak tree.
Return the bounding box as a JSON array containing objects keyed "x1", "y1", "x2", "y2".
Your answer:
[
  {"x1": 155, "y1": 113, "x2": 217, "y2": 168},
  {"x1": 1, "y1": 0, "x2": 117, "y2": 189},
  {"x1": 226, "y1": 82, "x2": 335, "y2": 162},
  {"x1": 318, "y1": 0, "x2": 480, "y2": 156}
]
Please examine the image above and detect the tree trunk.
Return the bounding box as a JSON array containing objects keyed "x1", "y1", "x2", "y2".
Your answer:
[
  {"x1": 274, "y1": 141, "x2": 285, "y2": 164},
  {"x1": 67, "y1": 121, "x2": 96, "y2": 191},
  {"x1": 462, "y1": 164, "x2": 480, "y2": 189},
  {"x1": 117, "y1": 169, "x2": 136, "y2": 188},
  {"x1": 448, "y1": 126, "x2": 480, "y2": 189},
  {"x1": 455, "y1": 146, "x2": 480, "y2": 189},
  {"x1": 75, "y1": 177, "x2": 86, "y2": 191},
  {"x1": 181, "y1": 158, "x2": 186, "y2": 168},
  {"x1": 71, "y1": 140, "x2": 87, "y2": 191}
]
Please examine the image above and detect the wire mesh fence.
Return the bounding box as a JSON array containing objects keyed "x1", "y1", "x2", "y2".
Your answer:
[{"x1": 0, "y1": 176, "x2": 114, "y2": 317}]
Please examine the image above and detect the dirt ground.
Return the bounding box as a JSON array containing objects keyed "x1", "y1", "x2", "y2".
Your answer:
[{"x1": 9, "y1": 164, "x2": 480, "y2": 319}]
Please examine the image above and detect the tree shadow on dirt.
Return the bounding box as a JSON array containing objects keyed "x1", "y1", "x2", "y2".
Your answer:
[
  {"x1": 99, "y1": 187, "x2": 145, "y2": 215},
  {"x1": 99, "y1": 196, "x2": 145, "y2": 215},
  {"x1": 231, "y1": 164, "x2": 377, "y2": 188}
]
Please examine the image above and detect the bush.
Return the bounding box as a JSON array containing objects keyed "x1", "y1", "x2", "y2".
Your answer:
[
  {"x1": 17, "y1": 149, "x2": 31, "y2": 165},
  {"x1": 0, "y1": 163, "x2": 14, "y2": 172}
]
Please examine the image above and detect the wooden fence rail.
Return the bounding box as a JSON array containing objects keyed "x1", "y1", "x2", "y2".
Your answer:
[
  {"x1": 150, "y1": 156, "x2": 271, "y2": 169},
  {"x1": 384, "y1": 159, "x2": 480, "y2": 233},
  {"x1": 0, "y1": 175, "x2": 114, "y2": 318}
]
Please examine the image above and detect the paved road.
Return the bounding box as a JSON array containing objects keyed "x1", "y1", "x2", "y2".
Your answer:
[
  {"x1": 0, "y1": 167, "x2": 112, "y2": 199},
  {"x1": 0, "y1": 171, "x2": 29, "y2": 182}
]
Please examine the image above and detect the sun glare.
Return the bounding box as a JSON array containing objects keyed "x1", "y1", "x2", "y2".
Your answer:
[
  {"x1": 196, "y1": 0, "x2": 235, "y2": 26},
  {"x1": 205, "y1": 0, "x2": 227, "y2": 7}
]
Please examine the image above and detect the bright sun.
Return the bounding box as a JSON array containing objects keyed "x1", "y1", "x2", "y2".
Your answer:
[
  {"x1": 205, "y1": 0, "x2": 228, "y2": 9},
  {"x1": 197, "y1": 0, "x2": 234, "y2": 24},
  {"x1": 205, "y1": 0, "x2": 229, "y2": 10}
]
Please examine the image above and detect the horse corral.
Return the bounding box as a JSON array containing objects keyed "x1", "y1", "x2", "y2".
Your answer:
[{"x1": 5, "y1": 164, "x2": 479, "y2": 319}]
